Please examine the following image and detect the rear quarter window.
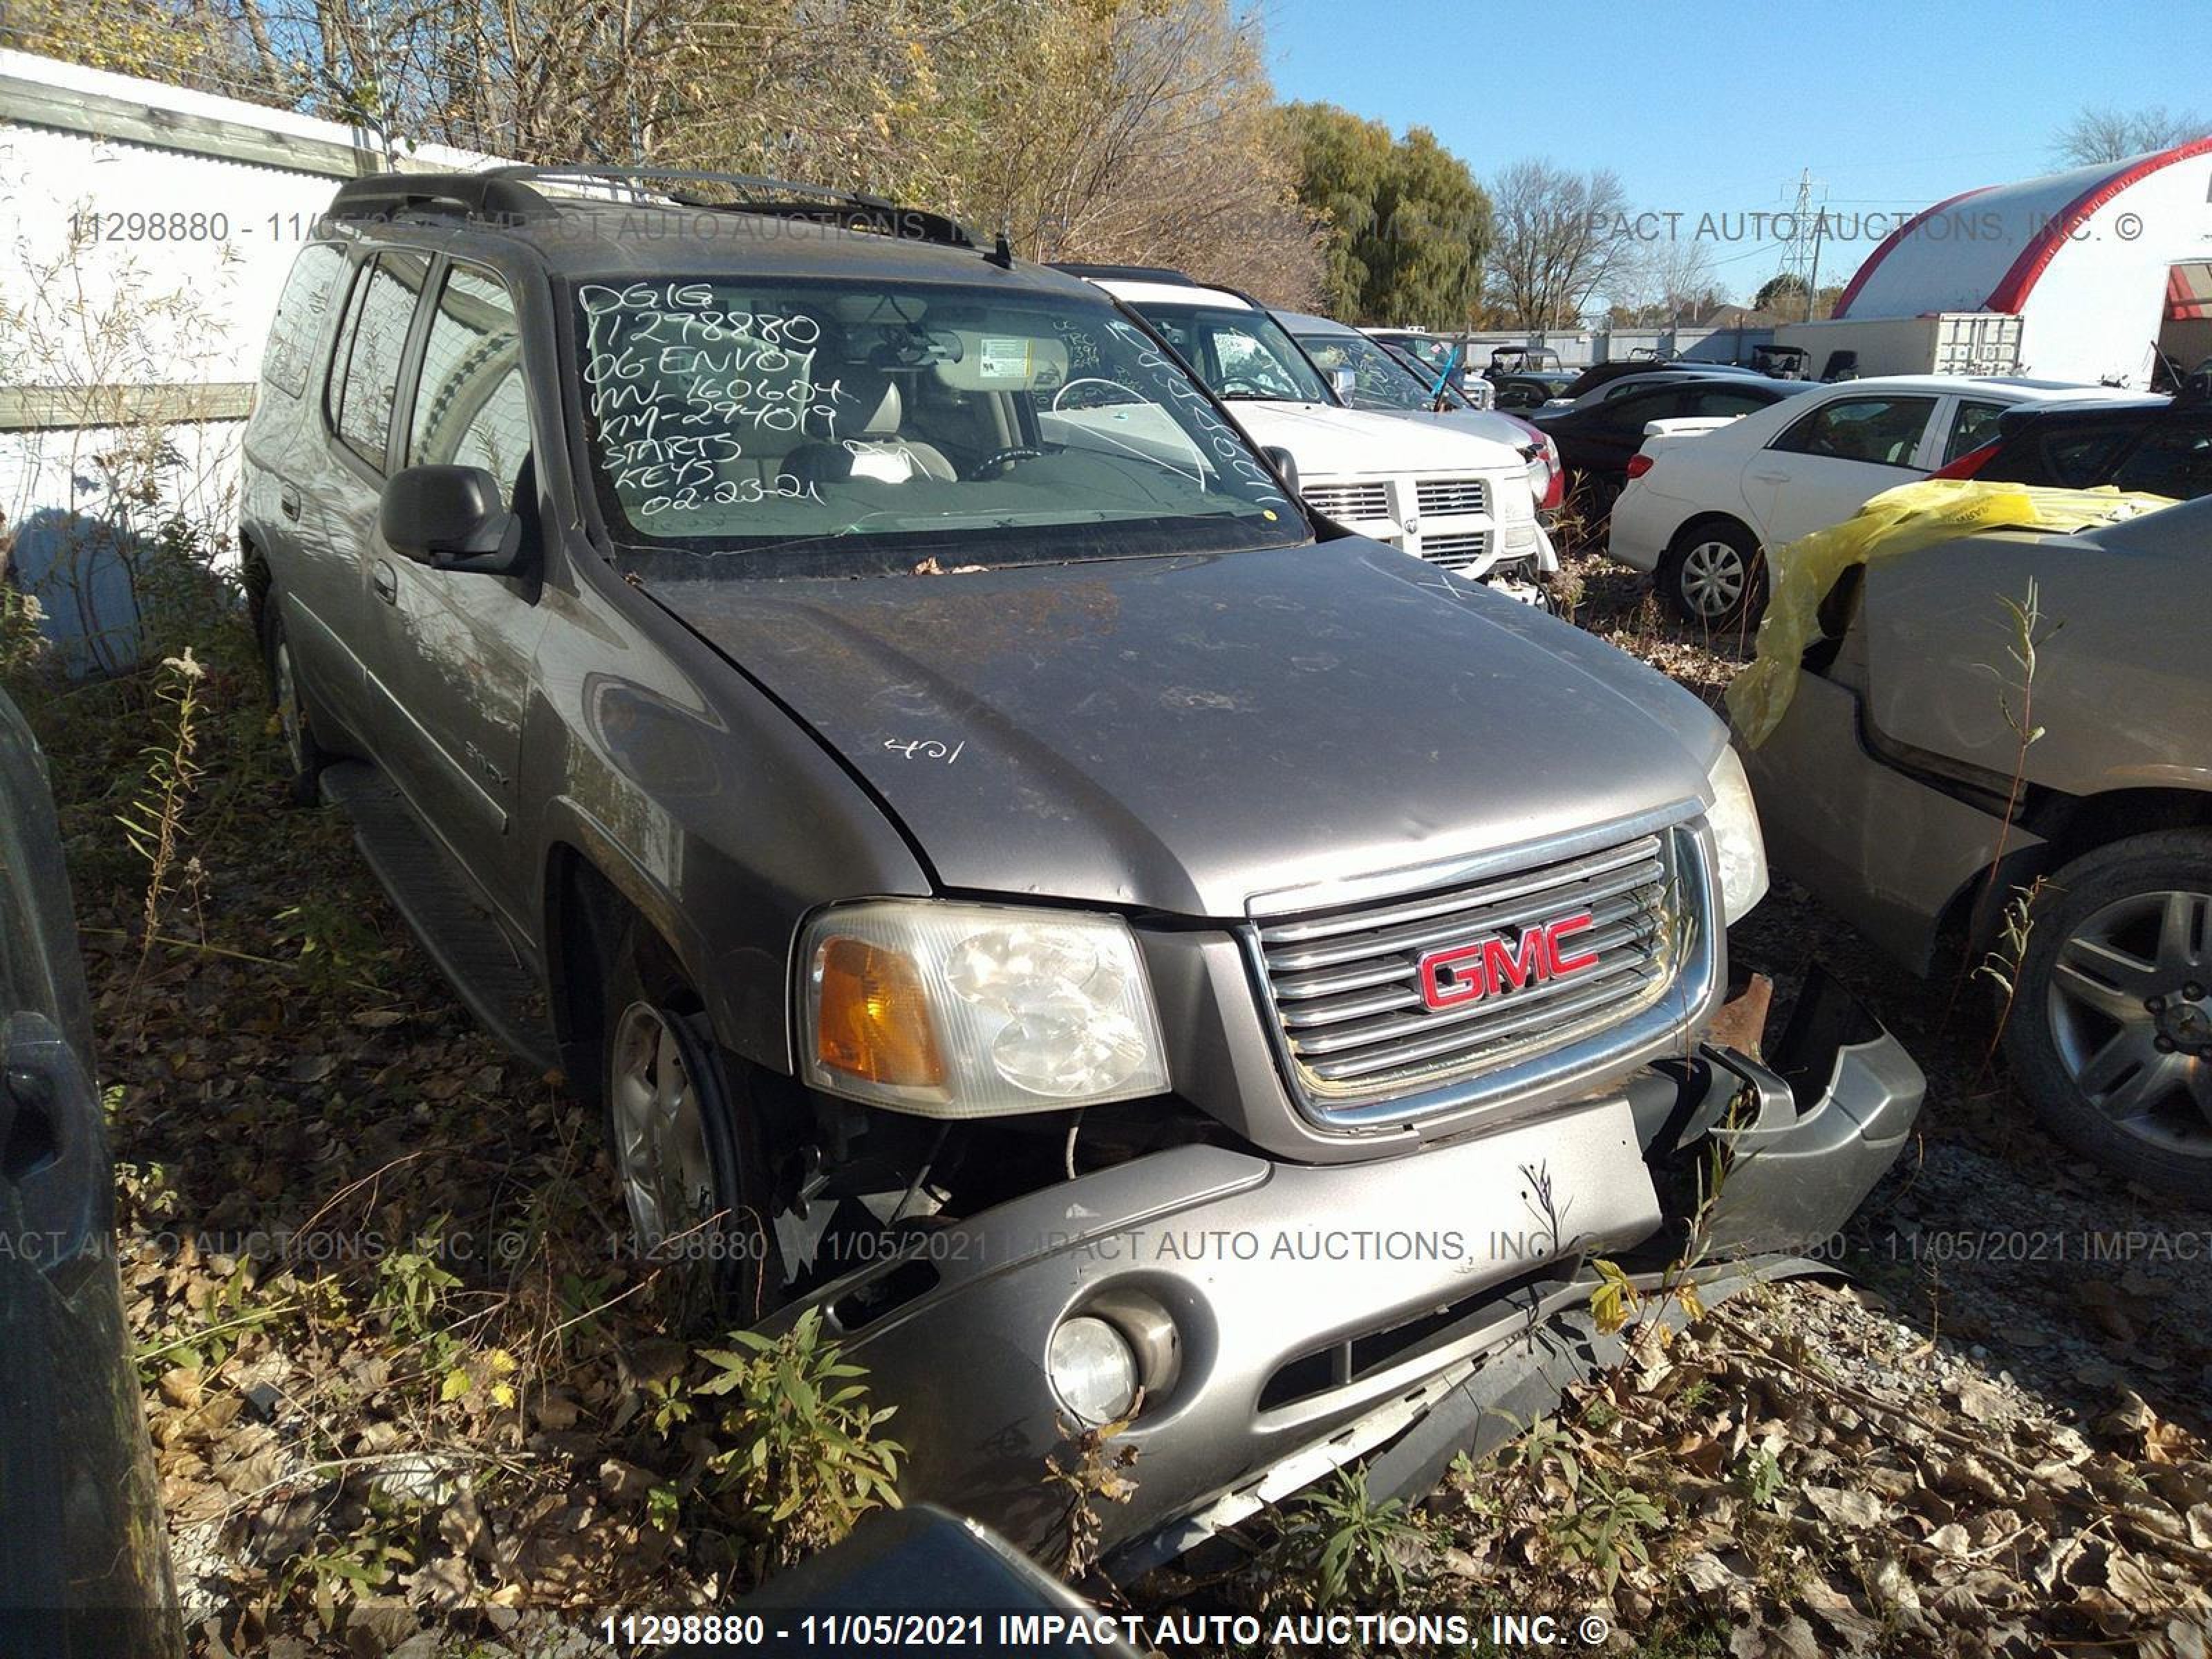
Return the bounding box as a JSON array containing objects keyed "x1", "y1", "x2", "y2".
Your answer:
[
  {"x1": 2112, "y1": 420, "x2": 2212, "y2": 500},
  {"x1": 259, "y1": 243, "x2": 345, "y2": 399}
]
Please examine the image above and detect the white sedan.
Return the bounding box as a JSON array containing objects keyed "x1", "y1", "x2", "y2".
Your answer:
[{"x1": 1607, "y1": 375, "x2": 2110, "y2": 625}]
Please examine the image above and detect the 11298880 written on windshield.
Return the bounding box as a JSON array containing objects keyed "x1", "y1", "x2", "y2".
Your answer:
[{"x1": 570, "y1": 277, "x2": 1304, "y2": 570}]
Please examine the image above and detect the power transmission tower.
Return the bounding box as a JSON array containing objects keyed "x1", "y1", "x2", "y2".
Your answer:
[{"x1": 1776, "y1": 168, "x2": 1827, "y2": 321}]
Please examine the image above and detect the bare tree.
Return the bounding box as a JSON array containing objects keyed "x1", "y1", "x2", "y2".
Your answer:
[
  {"x1": 1606, "y1": 232, "x2": 1716, "y2": 326},
  {"x1": 1484, "y1": 160, "x2": 1633, "y2": 329},
  {"x1": 2053, "y1": 104, "x2": 2210, "y2": 167}
]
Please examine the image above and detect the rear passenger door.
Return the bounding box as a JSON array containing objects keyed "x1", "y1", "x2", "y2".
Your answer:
[
  {"x1": 309, "y1": 247, "x2": 433, "y2": 740},
  {"x1": 367, "y1": 258, "x2": 546, "y2": 932}
]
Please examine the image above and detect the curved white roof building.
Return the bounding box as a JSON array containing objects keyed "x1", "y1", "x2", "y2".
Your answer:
[{"x1": 1833, "y1": 137, "x2": 2212, "y2": 387}]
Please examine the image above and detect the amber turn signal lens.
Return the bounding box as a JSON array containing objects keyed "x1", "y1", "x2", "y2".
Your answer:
[{"x1": 813, "y1": 937, "x2": 947, "y2": 1088}]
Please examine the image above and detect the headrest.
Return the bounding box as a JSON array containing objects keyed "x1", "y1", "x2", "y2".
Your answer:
[{"x1": 821, "y1": 364, "x2": 901, "y2": 439}]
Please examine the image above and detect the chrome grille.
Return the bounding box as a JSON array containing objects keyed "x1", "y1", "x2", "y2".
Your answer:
[
  {"x1": 1419, "y1": 530, "x2": 1489, "y2": 570},
  {"x1": 1305, "y1": 481, "x2": 1390, "y2": 521},
  {"x1": 1254, "y1": 832, "x2": 1685, "y2": 1104},
  {"x1": 1414, "y1": 477, "x2": 1488, "y2": 516}
]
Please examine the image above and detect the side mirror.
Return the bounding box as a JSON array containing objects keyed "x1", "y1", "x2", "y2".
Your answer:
[
  {"x1": 1331, "y1": 365, "x2": 1357, "y2": 402},
  {"x1": 1262, "y1": 445, "x2": 1300, "y2": 497},
  {"x1": 379, "y1": 465, "x2": 525, "y2": 574},
  {"x1": 2180, "y1": 366, "x2": 2211, "y2": 406}
]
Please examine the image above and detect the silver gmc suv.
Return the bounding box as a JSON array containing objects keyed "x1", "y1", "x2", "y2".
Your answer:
[{"x1": 236, "y1": 166, "x2": 1923, "y2": 1571}]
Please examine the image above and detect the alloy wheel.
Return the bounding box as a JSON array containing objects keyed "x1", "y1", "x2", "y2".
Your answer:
[
  {"x1": 608, "y1": 1002, "x2": 718, "y2": 1251},
  {"x1": 2045, "y1": 888, "x2": 2212, "y2": 1158}
]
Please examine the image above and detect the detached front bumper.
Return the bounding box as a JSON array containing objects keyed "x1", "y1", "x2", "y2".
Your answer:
[{"x1": 778, "y1": 974, "x2": 1920, "y2": 1571}]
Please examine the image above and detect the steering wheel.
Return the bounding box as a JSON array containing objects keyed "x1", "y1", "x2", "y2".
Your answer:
[
  {"x1": 1052, "y1": 377, "x2": 1143, "y2": 412},
  {"x1": 1216, "y1": 376, "x2": 1273, "y2": 399},
  {"x1": 965, "y1": 445, "x2": 1044, "y2": 481}
]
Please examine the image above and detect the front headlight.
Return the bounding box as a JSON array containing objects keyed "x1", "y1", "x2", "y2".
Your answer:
[
  {"x1": 798, "y1": 900, "x2": 1170, "y2": 1117},
  {"x1": 1705, "y1": 744, "x2": 1770, "y2": 926}
]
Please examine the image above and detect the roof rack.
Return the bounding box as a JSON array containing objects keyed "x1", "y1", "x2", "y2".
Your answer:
[
  {"x1": 326, "y1": 166, "x2": 987, "y2": 252},
  {"x1": 506, "y1": 166, "x2": 982, "y2": 249}
]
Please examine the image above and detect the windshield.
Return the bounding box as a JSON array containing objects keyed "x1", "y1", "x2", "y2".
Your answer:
[
  {"x1": 1299, "y1": 330, "x2": 1454, "y2": 413},
  {"x1": 572, "y1": 277, "x2": 1305, "y2": 574},
  {"x1": 1118, "y1": 300, "x2": 1332, "y2": 403}
]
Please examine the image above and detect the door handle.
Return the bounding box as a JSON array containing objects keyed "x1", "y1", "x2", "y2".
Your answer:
[
  {"x1": 279, "y1": 485, "x2": 301, "y2": 521},
  {"x1": 371, "y1": 562, "x2": 398, "y2": 605}
]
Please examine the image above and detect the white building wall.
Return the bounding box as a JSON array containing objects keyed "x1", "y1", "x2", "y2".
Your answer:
[{"x1": 0, "y1": 49, "x2": 508, "y2": 668}]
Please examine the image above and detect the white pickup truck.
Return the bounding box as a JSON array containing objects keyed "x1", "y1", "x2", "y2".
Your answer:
[{"x1": 1062, "y1": 268, "x2": 1557, "y2": 592}]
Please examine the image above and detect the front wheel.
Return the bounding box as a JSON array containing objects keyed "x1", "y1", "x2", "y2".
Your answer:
[
  {"x1": 1660, "y1": 522, "x2": 1766, "y2": 629},
  {"x1": 600, "y1": 919, "x2": 787, "y2": 1308},
  {"x1": 2004, "y1": 832, "x2": 2212, "y2": 1203}
]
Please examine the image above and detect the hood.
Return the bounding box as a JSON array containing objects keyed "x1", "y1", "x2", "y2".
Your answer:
[
  {"x1": 1394, "y1": 408, "x2": 1546, "y2": 451},
  {"x1": 1227, "y1": 400, "x2": 1525, "y2": 479},
  {"x1": 651, "y1": 543, "x2": 1725, "y2": 917}
]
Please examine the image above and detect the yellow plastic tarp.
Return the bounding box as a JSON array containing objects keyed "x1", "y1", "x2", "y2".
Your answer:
[{"x1": 1725, "y1": 480, "x2": 2177, "y2": 748}]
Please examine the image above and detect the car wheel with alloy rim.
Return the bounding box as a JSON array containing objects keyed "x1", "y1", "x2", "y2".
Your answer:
[
  {"x1": 598, "y1": 915, "x2": 787, "y2": 1306},
  {"x1": 2005, "y1": 832, "x2": 2212, "y2": 1204}
]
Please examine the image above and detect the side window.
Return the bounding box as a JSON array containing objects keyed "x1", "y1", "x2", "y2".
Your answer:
[
  {"x1": 1597, "y1": 388, "x2": 1676, "y2": 431},
  {"x1": 261, "y1": 243, "x2": 346, "y2": 398},
  {"x1": 409, "y1": 263, "x2": 530, "y2": 503},
  {"x1": 1774, "y1": 395, "x2": 1938, "y2": 467},
  {"x1": 2032, "y1": 427, "x2": 2133, "y2": 487},
  {"x1": 2111, "y1": 420, "x2": 2212, "y2": 500},
  {"x1": 1943, "y1": 400, "x2": 2009, "y2": 465},
  {"x1": 1208, "y1": 326, "x2": 1300, "y2": 398},
  {"x1": 1689, "y1": 388, "x2": 1772, "y2": 419},
  {"x1": 328, "y1": 250, "x2": 430, "y2": 470}
]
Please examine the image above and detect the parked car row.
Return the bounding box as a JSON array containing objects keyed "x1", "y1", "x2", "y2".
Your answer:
[
  {"x1": 1058, "y1": 268, "x2": 1557, "y2": 590},
  {"x1": 218, "y1": 165, "x2": 1924, "y2": 1573}
]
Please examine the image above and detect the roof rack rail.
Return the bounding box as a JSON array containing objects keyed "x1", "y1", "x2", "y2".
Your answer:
[{"x1": 478, "y1": 165, "x2": 982, "y2": 249}]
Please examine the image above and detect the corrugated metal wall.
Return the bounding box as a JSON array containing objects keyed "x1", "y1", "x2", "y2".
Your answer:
[{"x1": 0, "y1": 48, "x2": 505, "y2": 668}]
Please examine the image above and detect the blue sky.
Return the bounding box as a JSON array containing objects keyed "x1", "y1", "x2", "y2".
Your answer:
[{"x1": 1264, "y1": 0, "x2": 2204, "y2": 303}]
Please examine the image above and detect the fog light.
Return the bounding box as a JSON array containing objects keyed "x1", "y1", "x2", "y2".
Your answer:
[{"x1": 1047, "y1": 1315, "x2": 1139, "y2": 1426}]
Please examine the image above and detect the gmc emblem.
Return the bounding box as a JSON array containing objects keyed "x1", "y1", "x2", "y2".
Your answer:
[{"x1": 1418, "y1": 911, "x2": 1599, "y2": 1011}]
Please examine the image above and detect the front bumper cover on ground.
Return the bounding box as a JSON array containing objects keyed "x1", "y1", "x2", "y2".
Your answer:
[{"x1": 774, "y1": 972, "x2": 1921, "y2": 1569}]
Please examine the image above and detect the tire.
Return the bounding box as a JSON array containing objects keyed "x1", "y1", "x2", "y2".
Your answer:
[
  {"x1": 2003, "y1": 830, "x2": 2212, "y2": 1204},
  {"x1": 260, "y1": 601, "x2": 327, "y2": 807},
  {"x1": 599, "y1": 915, "x2": 787, "y2": 1309},
  {"x1": 1660, "y1": 521, "x2": 1767, "y2": 630}
]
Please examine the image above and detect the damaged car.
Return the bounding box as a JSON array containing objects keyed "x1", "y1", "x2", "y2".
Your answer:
[
  {"x1": 237, "y1": 167, "x2": 1924, "y2": 1571},
  {"x1": 1735, "y1": 494, "x2": 2212, "y2": 1201}
]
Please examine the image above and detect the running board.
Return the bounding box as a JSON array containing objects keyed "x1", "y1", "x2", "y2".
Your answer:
[{"x1": 318, "y1": 761, "x2": 560, "y2": 1076}]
